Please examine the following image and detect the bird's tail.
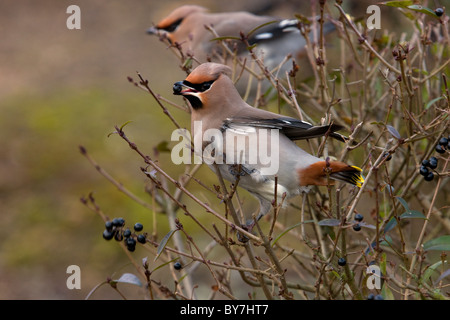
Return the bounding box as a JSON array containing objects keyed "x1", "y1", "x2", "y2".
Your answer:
[
  {"x1": 329, "y1": 165, "x2": 364, "y2": 187},
  {"x1": 298, "y1": 161, "x2": 364, "y2": 187}
]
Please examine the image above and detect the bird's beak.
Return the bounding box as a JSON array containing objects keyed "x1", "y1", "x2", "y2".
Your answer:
[
  {"x1": 146, "y1": 26, "x2": 159, "y2": 35},
  {"x1": 173, "y1": 81, "x2": 198, "y2": 96}
]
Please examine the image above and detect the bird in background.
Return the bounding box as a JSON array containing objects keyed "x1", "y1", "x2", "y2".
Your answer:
[
  {"x1": 172, "y1": 62, "x2": 364, "y2": 234},
  {"x1": 148, "y1": 5, "x2": 335, "y2": 94}
]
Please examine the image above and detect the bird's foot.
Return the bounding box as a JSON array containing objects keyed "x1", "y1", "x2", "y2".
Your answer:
[
  {"x1": 236, "y1": 219, "x2": 256, "y2": 243},
  {"x1": 228, "y1": 164, "x2": 254, "y2": 177}
]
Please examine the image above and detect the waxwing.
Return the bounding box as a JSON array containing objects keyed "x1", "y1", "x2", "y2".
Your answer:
[{"x1": 173, "y1": 63, "x2": 364, "y2": 233}]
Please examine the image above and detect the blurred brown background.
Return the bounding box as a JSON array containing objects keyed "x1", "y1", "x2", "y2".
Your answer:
[{"x1": 0, "y1": 0, "x2": 447, "y2": 299}]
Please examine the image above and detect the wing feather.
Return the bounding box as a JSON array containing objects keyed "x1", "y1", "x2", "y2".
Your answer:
[{"x1": 223, "y1": 116, "x2": 347, "y2": 141}]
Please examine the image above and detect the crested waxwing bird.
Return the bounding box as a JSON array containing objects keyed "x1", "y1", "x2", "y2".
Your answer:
[
  {"x1": 172, "y1": 63, "x2": 364, "y2": 234},
  {"x1": 148, "y1": 5, "x2": 335, "y2": 94}
]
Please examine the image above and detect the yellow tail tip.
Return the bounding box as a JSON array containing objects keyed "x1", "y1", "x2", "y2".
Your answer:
[
  {"x1": 351, "y1": 166, "x2": 365, "y2": 187},
  {"x1": 329, "y1": 165, "x2": 365, "y2": 187}
]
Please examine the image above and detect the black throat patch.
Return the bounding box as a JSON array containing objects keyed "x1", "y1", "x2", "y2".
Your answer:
[{"x1": 185, "y1": 95, "x2": 203, "y2": 109}]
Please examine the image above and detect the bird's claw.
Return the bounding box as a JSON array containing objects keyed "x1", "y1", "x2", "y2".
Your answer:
[{"x1": 236, "y1": 220, "x2": 256, "y2": 243}]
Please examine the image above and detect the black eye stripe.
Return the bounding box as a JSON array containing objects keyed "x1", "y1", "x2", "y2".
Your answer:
[
  {"x1": 183, "y1": 80, "x2": 214, "y2": 92},
  {"x1": 162, "y1": 18, "x2": 183, "y2": 32}
]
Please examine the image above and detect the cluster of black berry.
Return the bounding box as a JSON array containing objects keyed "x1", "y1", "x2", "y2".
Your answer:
[
  {"x1": 419, "y1": 157, "x2": 438, "y2": 181},
  {"x1": 353, "y1": 213, "x2": 364, "y2": 232},
  {"x1": 367, "y1": 293, "x2": 383, "y2": 300},
  {"x1": 435, "y1": 136, "x2": 449, "y2": 154},
  {"x1": 419, "y1": 136, "x2": 448, "y2": 181},
  {"x1": 102, "y1": 217, "x2": 147, "y2": 252}
]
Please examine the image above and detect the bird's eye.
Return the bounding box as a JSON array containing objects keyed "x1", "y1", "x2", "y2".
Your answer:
[{"x1": 201, "y1": 81, "x2": 213, "y2": 91}]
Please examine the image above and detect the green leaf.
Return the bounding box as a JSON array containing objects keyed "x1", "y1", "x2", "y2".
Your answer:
[
  {"x1": 107, "y1": 121, "x2": 133, "y2": 137},
  {"x1": 272, "y1": 220, "x2": 314, "y2": 246},
  {"x1": 425, "y1": 96, "x2": 444, "y2": 109},
  {"x1": 151, "y1": 257, "x2": 180, "y2": 273},
  {"x1": 395, "y1": 196, "x2": 410, "y2": 211},
  {"x1": 111, "y1": 273, "x2": 142, "y2": 287},
  {"x1": 379, "y1": 0, "x2": 414, "y2": 8},
  {"x1": 423, "y1": 235, "x2": 450, "y2": 251},
  {"x1": 413, "y1": 68, "x2": 429, "y2": 75},
  {"x1": 177, "y1": 273, "x2": 189, "y2": 284},
  {"x1": 182, "y1": 57, "x2": 193, "y2": 69},
  {"x1": 383, "y1": 217, "x2": 398, "y2": 233},
  {"x1": 399, "y1": 9, "x2": 417, "y2": 20},
  {"x1": 380, "y1": 252, "x2": 387, "y2": 275},
  {"x1": 155, "y1": 229, "x2": 178, "y2": 261},
  {"x1": 396, "y1": 196, "x2": 427, "y2": 219},
  {"x1": 246, "y1": 20, "x2": 278, "y2": 38},
  {"x1": 294, "y1": 14, "x2": 312, "y2": 25},
  {"x1": 156, "y1": 140, "x2": 171, "y2": 153},
  {"x1": 85, "y1": 281, "x2": 108, "y2": 300},
  {"x1": 422, "y1": 260, "x2": 444, "y2": 284},
  {"x1": 360, "y1": 222, "x2": 376, "y2": 230},
  {"x1": 119, "y1": 121, "x2": 133, "y2": 131},
  {"x1": 434, "y1": 268, "x2": 450, "y2": 286},
  {"x1": 317, "y1": 219, "x2": 341, "y2": 226},
  {"x1": 210, "y1": 36, "x2": 241, "y2": 42},
  {"x1": 380, "y1": 183, "x2": 395, "y2": 195},
  {"x1": 400, "y1": 210, "x2": 427, "y2": 219},
  {"x1": 331, "y1": 270, "x2": 343, "y2": 281},
  {"x1": 407, "y1": 5, "x2": 439, "y2": 18},
  {"x1": 381, "y1": 283, "x2": 395, "y2": 300},
  {"x1": 386, "y1": 125, "x2": 401, "y2": 139},
  {"x1": 380, "y1": 235, "x2": 395, "y2": 247}
]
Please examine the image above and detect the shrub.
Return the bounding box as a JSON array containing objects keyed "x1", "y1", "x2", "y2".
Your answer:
[{"x1": 82, "y1": 2, "x2": 449, "y2": 300}]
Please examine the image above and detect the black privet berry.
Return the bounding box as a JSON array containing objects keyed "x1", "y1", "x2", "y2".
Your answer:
[
  {"x1": 353, "y1": 224, "x2": 362, "y2": 232},
  {"x1": 112, "y1": 217, "x2": 125, "y2": 227},
  {"x1": 439, "y1": 137, "x2": 448, "y2": 146},
  {"x1": 419, "y1": 166, "x2": 429, "y2": 176},
  {"x1": 383, "y1": 152, "x2": 392, "y2": 161},
  {"x1": 421, "y1": 159, "x2": 430, "y2": 167},
  {"x1": 174, "y1": 262, "x2": 182, "y2": 270},
  {"x1": 126, "y1": 238, "x2": 136, "y2": 252},
  {"x1": 435, "y1": 144, "x2": 445, "y2": 154},
  {"x1": 103, "y1": 229, "x2": 115, "y2": 240},
  {"x1": 435, "y1": 7, "x2": 444, "y2": 17},
  {"x1": 105, "y1": 220, "x2": 114, "y2": 231},
  {"x1": 134, "y1": 223, "x2": 144, "y2": 232},
  {"x1": 367, "y1": 293, "x2": 375, "y2": 300},
  {"x1": 137, "y1": 234, "x2": 146, "y2": 244},
  {"x1": 123, "y1": 228, "x2": 132, "y2": 238},
  {"x1": 338, "y1": 258, "x2": 347, "y2": 266},
  {"x1": 424, "y1": 172, "x2": 435, "y2": 181},
  {"x1": 374, "y1": 294, "x2": 384, "y2": 300},
  {"x1": 429, "y1": 157, "x2": 438, "y2": 169},
  {"x1": 355, "y1": 213, "x2": 364, "y2": 222},
  {"x1": 126, "y1": 237, "x2": 136, "y2": 247}
]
